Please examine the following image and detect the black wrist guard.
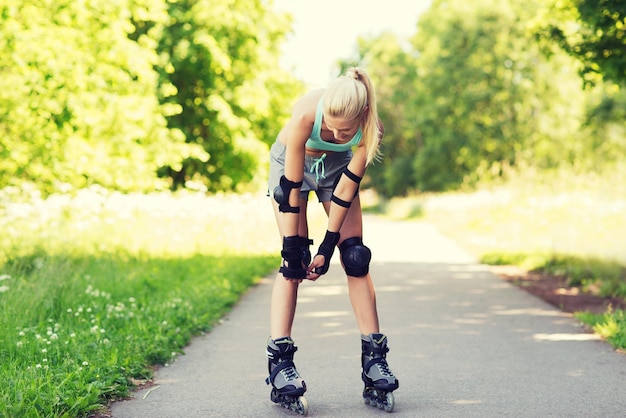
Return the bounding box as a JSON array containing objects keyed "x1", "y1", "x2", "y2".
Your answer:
[
  {"x1": 314, "y1": 231, "x2": 340, "y2": 275},
  {"x1": 279, "y1": 236, "x2": 312, "y2": 280}
]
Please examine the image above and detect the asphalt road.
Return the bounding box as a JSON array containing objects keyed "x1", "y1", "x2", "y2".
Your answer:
[{"x1": 111, "y1": 217, "x2": 626, "y2": 417}]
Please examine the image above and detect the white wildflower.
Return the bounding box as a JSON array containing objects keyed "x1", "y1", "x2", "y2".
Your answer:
[
  {"x1": 0, "y1": 285, "x2": 9, "y2": 293},
  {"x1": 33, "y1": 258, "x2": 44, "y2": 269},
  {"x1": 0, "y1": 274, "x2": 10, "y2": 281}
]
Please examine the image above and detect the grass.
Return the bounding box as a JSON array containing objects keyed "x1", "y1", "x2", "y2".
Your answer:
[
  {"x1": 367, "y1": 166, "x2": 626, "y2": 351},
  {"x1": 479, "y1": 252, "x2": 626, "y2": 298},
  {"x1": 576, "y1": 309, "x2": 626, "y2": 352},
  {"x1": 0, "y1": 187, "x2": 284, "y2": 417}
]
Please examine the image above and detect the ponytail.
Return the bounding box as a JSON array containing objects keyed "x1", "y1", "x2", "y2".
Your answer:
[{"x1": 322, "y1": 67, "x2": 382, "y2": 165}]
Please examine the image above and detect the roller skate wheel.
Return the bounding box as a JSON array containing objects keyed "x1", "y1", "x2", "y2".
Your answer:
[
  {"x1": 296, "y1": 396, "x2": 309, "y2": 416},
  {"x1": 363, "y1": 388, "x2": 394, "y2": 413},
  {"x1": 383, "y1": 391, "x2": 395, "y2": 412}
]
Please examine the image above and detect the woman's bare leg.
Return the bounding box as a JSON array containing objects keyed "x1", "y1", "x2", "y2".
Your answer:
[
  {"x1": 322, "y1": 196, "x2": 380, "y2": 335},
  {"x1": 270, "y1": 198, "x2": 309, "y2": 339}
]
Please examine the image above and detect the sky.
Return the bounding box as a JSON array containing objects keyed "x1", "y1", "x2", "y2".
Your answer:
[{"x1": 273, "y1": 0, "x2": 433, "y2": 87}]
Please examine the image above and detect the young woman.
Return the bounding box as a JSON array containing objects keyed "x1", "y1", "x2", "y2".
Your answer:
[{"x1": 266, "y1": 67, "x2": 399, "y2": 413}]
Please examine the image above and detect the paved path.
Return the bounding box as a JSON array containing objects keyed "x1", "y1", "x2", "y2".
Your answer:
[{"x1": 111, "y1": 218, "x2": 626, "y2": 417}]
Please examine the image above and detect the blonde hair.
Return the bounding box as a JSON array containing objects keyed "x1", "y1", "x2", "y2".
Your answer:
[{"x1": 322, "y1": 67, "x2": 381, "y2": 165}]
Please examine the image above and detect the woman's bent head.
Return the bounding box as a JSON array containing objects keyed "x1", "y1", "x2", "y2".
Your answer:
[{"x1": 322, "y1": 67, "x2": 381, "y2": 165}]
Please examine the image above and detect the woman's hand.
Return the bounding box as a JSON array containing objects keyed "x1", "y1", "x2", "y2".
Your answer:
[{"x1": 306, "y1": 255, "x2": 326, "y2": 281}]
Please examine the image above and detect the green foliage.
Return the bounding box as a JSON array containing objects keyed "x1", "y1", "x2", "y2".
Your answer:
[
  {"x1": 154, "y1": 0, "x2": 303, "y2": 191},
  {"x1": 0, "y1": 0, "x2": 198, "y2": 193},
  {"x1": 0, "y1": 251, "x2": 276, "y2": 417},
  {"x1": 580, "y1": 84, "x2": 626, "y2": 168},
  {"x1": 0, "y1": 0, "x2": 301, "y2": 195},
  {"x1": 2, "y1": 0, "x2": 625, "y2": 197},
  {"x1": 480, "y1": 252, "x2": 626, "y2": 299},
  {"x1": 576, "y1": 310, "x2": 626, "y2": 351},
  {"x1": 348, "y1": 33, "x2": 422, "y2": 197},
  {"x1": 339, "y1": 0, "x2": 625, "y2": 195},
  {"x1": 528, "y1": 0, "x2": 626, "y2": 173},
  {"x1": 409, "y1": 0, "x2": 587, "y2": 191},
  {"x1": 538, "y1": 0, "x2": 626, "y2": 86}
]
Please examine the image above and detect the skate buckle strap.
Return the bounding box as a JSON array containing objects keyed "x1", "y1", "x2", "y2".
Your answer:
[
  {"x1": 267, "y1": 360, "x2": 298, "y2": 385},
  {"x1": 366, "y1": 344, "x2": 389, "y2": 356}
]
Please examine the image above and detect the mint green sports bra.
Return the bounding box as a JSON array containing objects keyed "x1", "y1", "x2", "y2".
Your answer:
[{"x1": 305, "y1": 99, "x2": 362, "y2": 152}]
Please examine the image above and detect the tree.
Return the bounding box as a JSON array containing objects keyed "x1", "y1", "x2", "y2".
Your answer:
[
  {"x1": 0, "y1": 0, "x2": 302, "y2": 194},
  {"x1": 338, "y1": 33, "x2": 422, "y2": 197},
  {"x1": 532, "y1": 0, "x2": 626, "y2": 169},
  {"x1": 0, "y1": 0, "x2": 199, "y2": 193},
  {"x1": 539, "y1": 0, "x2": 626, "y2": 86},
  {"x1": 409, "y1": 0, "x2": 587, "y2": 190},
  {"x1": 154, "y1": 0, "x2": 302, "y2": 191}
]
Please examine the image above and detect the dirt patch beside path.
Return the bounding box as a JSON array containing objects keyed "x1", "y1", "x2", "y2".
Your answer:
[{"x1": 490, "y1": 265, "x2": 626, "y2": 315}]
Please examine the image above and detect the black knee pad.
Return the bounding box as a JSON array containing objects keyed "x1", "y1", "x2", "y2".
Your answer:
[
  {"x1": 280, "y1": 236, "x2": 313, "y2": 280},
  {"x1": 339, "y1": 237, "x2": 371, "y2": 277}
]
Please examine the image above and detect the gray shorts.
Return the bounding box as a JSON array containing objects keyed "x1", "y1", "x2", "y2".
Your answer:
[{"x1": 268, "y1": 139, "x2": 353, "y2": 202}]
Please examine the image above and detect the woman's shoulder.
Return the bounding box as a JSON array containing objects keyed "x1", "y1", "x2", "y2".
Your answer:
[
  {"x1": 290, "y1": 89, "x2": 324, "y2": 124},
  {"x1": 294, "y1": 89, "x2": 324, "y2": 111}
]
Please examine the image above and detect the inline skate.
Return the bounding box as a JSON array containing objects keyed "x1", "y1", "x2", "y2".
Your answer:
[
  {"x1": 266, "y1": 337, "x2": 309, "y2": 415},
  {"x1": 361, "y1": 333, "x2": 399, "y2": 412}
]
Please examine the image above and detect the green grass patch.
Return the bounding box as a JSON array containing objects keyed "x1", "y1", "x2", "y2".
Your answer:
[
  {"x1": 480, "y1": 251, "x2": 626, "y2": 298},
  {"x1": 576, "y1": 310, "x2": 626, "y2": 351},
  {"x1": 0, "y1": 190, "x2": 281, "y2": 417}
]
